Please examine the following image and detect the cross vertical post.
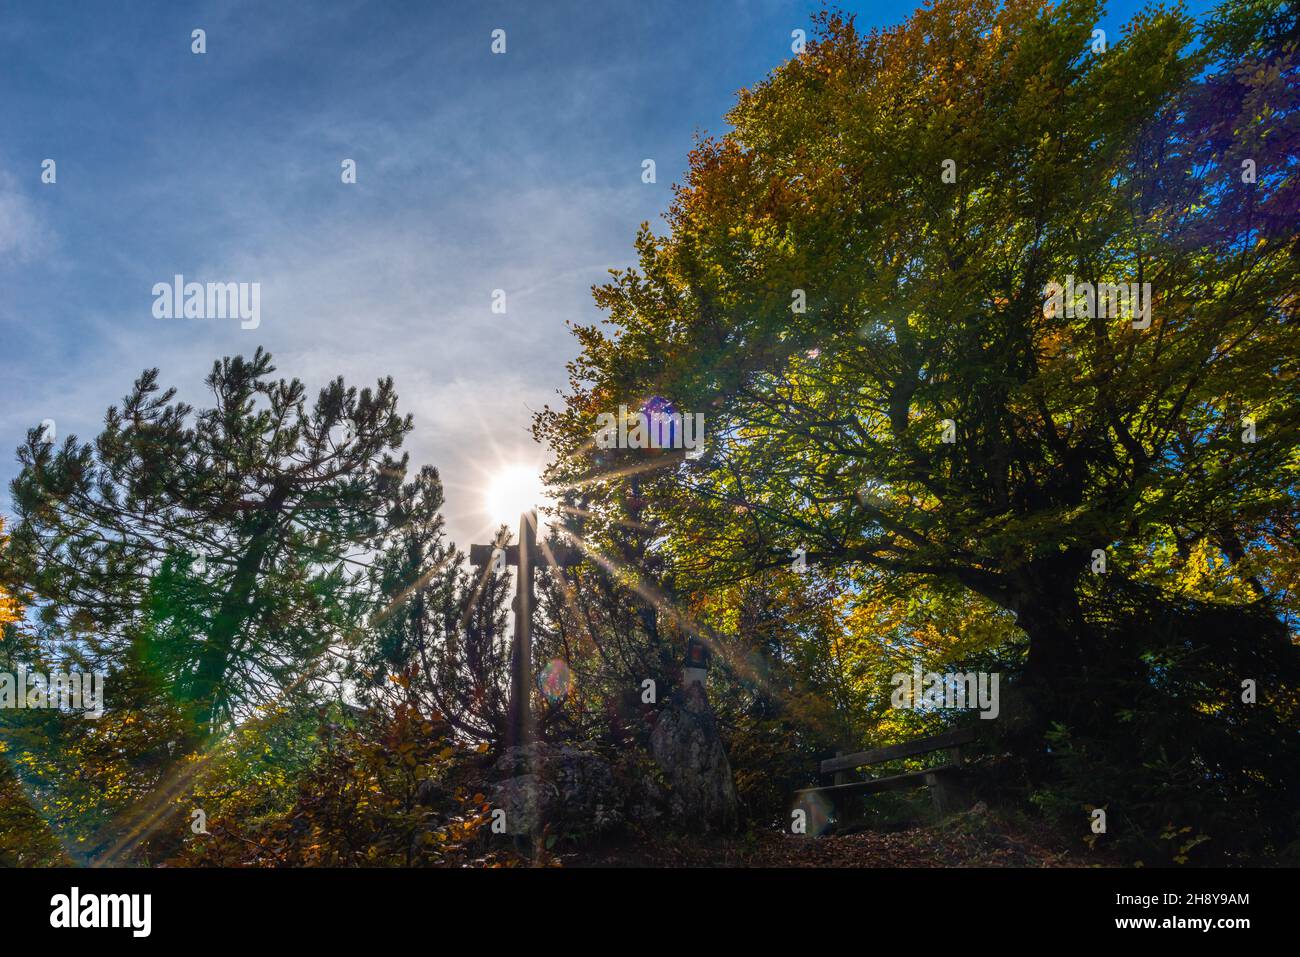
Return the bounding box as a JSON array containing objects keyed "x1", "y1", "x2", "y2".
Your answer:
[
  {"x1": 469, "y1": 516, "x2": 581, "y2": 758},
  {"x1": 508, "y1": 509, "x2": 535, "y2": 751}
]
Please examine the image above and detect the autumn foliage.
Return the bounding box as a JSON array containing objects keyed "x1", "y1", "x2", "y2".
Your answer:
[{"x1": 2, "y1": 0, "x2": 1298, "y2": 867}]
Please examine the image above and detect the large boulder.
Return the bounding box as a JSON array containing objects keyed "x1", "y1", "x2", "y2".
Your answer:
[
  {"x1": 649, "y1": 682, "x2": 739, "y2": 833},
  {"x1": 489, "y1": 743, "x2": 623, "y2": 838}
]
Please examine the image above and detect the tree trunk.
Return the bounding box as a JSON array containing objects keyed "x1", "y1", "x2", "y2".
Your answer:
[{"x1": 998, "y1": 552, "x2": 1115, "y2": 741}]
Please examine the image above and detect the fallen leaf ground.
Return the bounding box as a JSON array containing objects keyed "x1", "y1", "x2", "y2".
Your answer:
[{"x1": 554, "y1": 806, "x2": 1108, "y2": 868}]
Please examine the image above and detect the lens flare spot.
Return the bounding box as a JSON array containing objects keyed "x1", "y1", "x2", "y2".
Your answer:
[
  {"x1": 538, "y1": 658, "x2": 574, "y2": 703},
  {"x1": 794, "y1": 790, "x2": 835, "y2": 837}
]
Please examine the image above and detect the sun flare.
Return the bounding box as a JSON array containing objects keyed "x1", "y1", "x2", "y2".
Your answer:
[{"x1": 484, "y1": 464, "x2": 549, "y2": 526}]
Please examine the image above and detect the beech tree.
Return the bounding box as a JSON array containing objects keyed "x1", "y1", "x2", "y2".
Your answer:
[
  {"x1": 537, "y1": 0, "x2": 1300, "y2": 843},
  {"x1": 0, "y1": 520, "x2": 21, "y2": 638}
]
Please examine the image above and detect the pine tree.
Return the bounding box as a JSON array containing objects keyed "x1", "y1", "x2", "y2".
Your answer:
[{"x1": 9, "y1": 348, "x2": 411, "y2": 735}]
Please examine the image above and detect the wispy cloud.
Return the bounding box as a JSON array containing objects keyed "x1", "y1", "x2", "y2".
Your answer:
[
  {"x1": 2, "y1": 0, "x2": 1195, "y2": 548},
  {"x1": 0, "y1": 171, "x2": 52, "y2": 262}
]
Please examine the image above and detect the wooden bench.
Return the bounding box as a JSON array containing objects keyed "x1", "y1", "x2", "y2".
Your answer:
[{"x1": 796, "y1": 727, "x2": 976, "y2": 819}]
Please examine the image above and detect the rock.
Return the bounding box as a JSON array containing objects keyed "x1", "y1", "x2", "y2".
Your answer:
[
  {"x1": 620, "y1": 757, "x2": 670, "y2": 828},
  {"x1": 648, "y1": 682, "x2": 739, "y2": 833},
  {"x1": 490, "y1": 774, "x2": 559, "y2": 835},
  {"x1": 489, "y1": 743, "x2": 622, "y2": 838}
]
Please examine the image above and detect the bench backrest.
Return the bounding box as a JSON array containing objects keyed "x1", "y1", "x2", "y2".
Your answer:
[{"x1": 820, "y1": 727, "x2": 976, "y2": 775}]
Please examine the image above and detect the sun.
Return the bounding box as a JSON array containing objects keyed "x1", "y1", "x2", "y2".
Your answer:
[{"x1": 485, "y1": 464, "x2": 549, "y2": 526}]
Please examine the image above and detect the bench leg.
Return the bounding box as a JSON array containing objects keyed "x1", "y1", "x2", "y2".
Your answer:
[
  {"x1": 925, "y1": 771, "x2": 970, "y2": 815},
  {"x1": 831, "y1": 751, "x2": 847, "y2": 825}
]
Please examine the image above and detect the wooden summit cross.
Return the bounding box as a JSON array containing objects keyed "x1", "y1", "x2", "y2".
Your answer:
[{"x1": 469, "y1": 511, "x2": 581, "y2": 751}]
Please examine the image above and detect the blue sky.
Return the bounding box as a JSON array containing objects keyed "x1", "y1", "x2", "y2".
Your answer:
[{"x1": 0, "y1": 0, "x2": 1217, "y2": 548}]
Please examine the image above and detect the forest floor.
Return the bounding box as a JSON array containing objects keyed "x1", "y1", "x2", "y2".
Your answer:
[{"x1": 556, "y1": 804, "x2": 1106, "y2": 868}]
